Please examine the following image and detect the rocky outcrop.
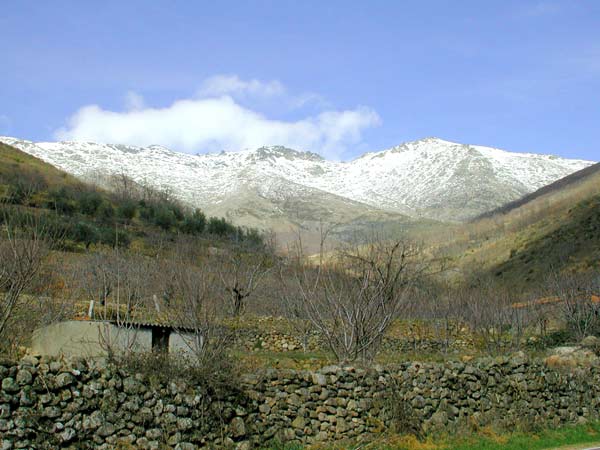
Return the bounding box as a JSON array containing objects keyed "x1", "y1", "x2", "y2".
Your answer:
[{"x1": 1, "y1": 354, "x2": 599, "y2": 449}]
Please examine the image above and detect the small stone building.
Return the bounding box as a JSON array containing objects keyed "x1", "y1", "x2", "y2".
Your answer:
[{"x1": 30, "y1": 319, "x2": 198, "y2": 358}]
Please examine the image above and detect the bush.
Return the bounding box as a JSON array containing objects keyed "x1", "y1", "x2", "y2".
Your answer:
[
  {"x1": 0, "y1": 171, "x2": 47, "y2": 206},
  {"x1": 528, "y1": 329, "x2": 574, "y2": 349},
  {"x1": 170, "y1": 203, "x2": 185, "y2": 222},
  {"x1": 6, "y1": 184, "x2": 29, "y2": 205},
  {"x1": 77, "y1": 190, "x2": 103, "y2": 215},
  {"x1": 96, "y1": 201, "x2": 115, "y2": 223},
  {"x1": 207, "y1": 216, "x2": 235, "y2": 236},
  {"x1": 118, "y1": 351, "x2": 237, "y2": 394},
  {"x1": 181, "y1": 209, "x2": 206, "y2": 235},
  {"x1": 72, "y1": 222, "x2": 99, "y2": 249},
  {"x1": 97, "y1": 226, "x2": 131, "y2": 248},
  {"x1": 242, "y1": 227, "x2": 265, "y2": 248},
  {"x1": 139, "y1": 208, "x2": 154, "y2": 224},
  {"x1": 46, "y1": 188, "x2": 77, "y2": 215},
  {"x1": 153, "y1": 205, "x2": 176, "y2": 230},
  {"x1": 116, "y1": 199, "x2": 137, "y2": 222}
]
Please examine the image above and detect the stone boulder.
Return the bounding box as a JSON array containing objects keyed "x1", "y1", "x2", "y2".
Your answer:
[
  {"x1": 546, "y1": 346, "x2": 600, "y2": 367},
  {"x1": 580, "y1": 335, "x2": 600, "y2": 349}
]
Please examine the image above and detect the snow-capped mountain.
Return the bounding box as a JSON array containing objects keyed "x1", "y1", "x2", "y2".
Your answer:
[{"x1": 0, "y1": 136, "x2": 594, "y2": 230}]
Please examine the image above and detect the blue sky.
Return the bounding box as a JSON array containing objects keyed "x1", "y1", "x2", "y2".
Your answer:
[{"x1": 1, "y1": 0, "x2": 599, "y2": 160}]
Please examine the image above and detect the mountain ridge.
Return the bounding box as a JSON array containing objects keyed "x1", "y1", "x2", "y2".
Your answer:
[
  {"x1": 474, "y1": 162, "x2": 600, "y2": 220},
  {"x1": 0, "y1": 136, "x2": 594, "y2": 232}
]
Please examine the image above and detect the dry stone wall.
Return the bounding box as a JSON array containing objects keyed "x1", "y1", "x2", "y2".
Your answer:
[
  {"x1": 229, "y1": 317, "x2": 472, "y2": 354},
  {"x1": 1, "y1": 354, "x2": 599, "y2": 449}
]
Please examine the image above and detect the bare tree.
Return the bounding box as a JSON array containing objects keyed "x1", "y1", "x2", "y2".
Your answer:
[
  {"x1": 546, "y1": 270, "x2": 600, "y2": 341},
  {"x1": 30, "y1": 253, "x2": 78, "y2": 327},
  {"x1": 166, "y1": 260, "x2": 230, "y2": 363},
  {"x1": 276, "y1": 264, "x2": 315, "y2": 352},
  {"x1": 281, "y1": 234, "x2": 423, "y2": 363},
  {"x1": 0, "y1": 209, "x2": 55, "y2": 342},
  {"x1": 218, "y1": 246, "x2": 272, "y2": 317},
  {"x1": 77, "y1": 249, "x2": 149, "y2": 358},
  {"x1": 457, "y1": 284, "x2": 504, "y2": 352},
  {"x1": 456, "y1": 276, "x2": 533, "y2": 352},
  {"x1": 410, "y1": 282, "x2": 460, "y2": 353},
  {"x1": 102, "y1": 253, "x2": 152, "y2": 357},
  {"x1": 108, "y1": 173, "x2": 140, "y2": 202},
  {"x1": 78, "y1": 251, "x2": 117, "y2": 317},
  {"x1": 114, "y1": 253, "x2": 151, "y2": 320}
]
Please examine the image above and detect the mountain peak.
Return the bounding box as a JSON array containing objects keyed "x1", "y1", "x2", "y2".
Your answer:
[
  {"x1": 414, "y1": 136, "x2": 456, "y2": 145},
  {"x1": 252, "y1": 145, "x2": 324, "y2": 162},
  {"x1": 354, "y1": 137, "x2": 464, "y2": 160}
]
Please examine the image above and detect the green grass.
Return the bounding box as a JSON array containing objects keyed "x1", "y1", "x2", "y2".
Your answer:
[
  {"x1": 0, "y1": 142, "x2": 80, "y2": 187},
  {"x1": 259, "y1": 421, "x2": 600, "y2": 450},
  {"x1": 446, "y1": 421, "x2": 600, "y2": 450},
  {"x1": 234, "y1": 348, "x2": 332, "y2": 371}
]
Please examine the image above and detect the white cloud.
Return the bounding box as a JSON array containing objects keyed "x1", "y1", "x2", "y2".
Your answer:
[
  {"x1": 290, "y1": 92, "x2": 330, "y2": 109},
  {"x1": 197, "y1": 74, "x2": 327, "y2": 110},
  {"x1": 124, "y1": 91, "x2": 145, "y2": 110},
  {"x1": 197, "y1": 74, "x2": 285, "y2": 98},
  {"x1": 55, "y1": 83, "x2": 380, "y2": 159}
]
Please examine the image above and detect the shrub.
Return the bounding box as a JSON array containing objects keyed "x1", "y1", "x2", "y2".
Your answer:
[
  {"x1": 207, "y1": 216, "x2": 235, "y2": 236},
  {"x1": 539, "y1": 329, "x2": 573, "y2": 348},
  {"x1": 72, "y1": 222, "x2": 99, "y2": 249},
  {"x1": 0, "y1": 171, "x2": 47, "y2": 206},
  {"x1": 46, "y1": 188, "x2": 77, "y2": 215},
  {"x1": 78, "y1": 190, "x2": 103, "y2": 215},
  {"x1": 96, "y1": 201, "x2": 115, "y2": 223},
  {"x1": 153, "y1": 205, "x2": 176, "y2": 230},
  {"x1": 181, "y1": 209, "x2": 206, "y2": 235},
  {"x1": 98, "y1": 226, "x2": 131, "y2": 248},
  {"x1": 118, "y1": 351, "x2": 237, "y2": 394},
  {"x1": 116, "y1": 199, "x2": 137, "y2": 222},
  {"x1": 170, "y1": 203, "x2": 185, "y2": 222}
]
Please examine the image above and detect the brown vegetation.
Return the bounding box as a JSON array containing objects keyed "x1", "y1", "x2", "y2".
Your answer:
[{"x1": 279, "y1": 233, "x2": 428, "y2": 363}]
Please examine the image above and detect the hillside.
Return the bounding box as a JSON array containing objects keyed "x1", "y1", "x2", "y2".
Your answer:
[
  {"x1": 492, "y1": 192, "x2": 600, "y2": 283},
  {"x1": 432, "y1": 163, "x2": 600, "y2": 288},
  {"x1": 476, "y1": 162, "x2": 600, "y2": 219},
  {"x1": 0, "y1": 141, "x2": 81, "y2": 189},
  {"x1": 1, "y1": 136, "x2": 593, "y2": 232},
  {"x1": 0, "y1": 142, "x2": 265, "y2": 252}
]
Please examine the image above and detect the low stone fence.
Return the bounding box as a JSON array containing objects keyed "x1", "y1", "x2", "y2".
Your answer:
[
  {"x1": 230, "y1": 316, "x2": 471, "y2": 354},
  {"x1": 1, "y1": 354, "x2": 599, "y2": 449}
]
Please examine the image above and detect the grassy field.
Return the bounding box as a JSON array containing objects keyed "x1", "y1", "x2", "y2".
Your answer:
[{"x1": 261, "y1": 421, "x2": 600, "y2": 450}]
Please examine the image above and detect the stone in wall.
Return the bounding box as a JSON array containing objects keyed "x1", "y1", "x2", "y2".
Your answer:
[{"x1": 0, "y1": 354, "x2": 599, "y2": 448}]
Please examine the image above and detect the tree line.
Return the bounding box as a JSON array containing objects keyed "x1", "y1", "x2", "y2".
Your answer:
[{"x1": 0, "y1": 170, "x2": 265, "y2": 250}]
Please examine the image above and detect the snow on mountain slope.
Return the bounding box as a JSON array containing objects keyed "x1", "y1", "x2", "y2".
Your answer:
[
  {"x1": 330, "y1": 138, "x2": 594, "y2": 220},
  {"x1": 0, "y1": 136, "x2": 594, "y2": 225}
]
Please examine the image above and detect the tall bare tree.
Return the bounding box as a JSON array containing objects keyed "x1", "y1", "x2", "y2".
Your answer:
[
  {"x1": 166, "y1": 260, "x2": 230, "y2": 363},
  {"x1": 218, "y1": 246, "x2": 272, "y2": 317},
  {"x1": 76, "y1": 249, "x2": 150, "y2": 358},
  {"x1": 281, "y1": 234, "x2": 423, "y2": 363},
  {"x1": 546, "y1": 270, "x2": 600, "y2": 340},
  {"x1": 455, "y1": 275, "x2": 533, "y2": 352},
  {"x1": 78, "y1": 251, "x2": 117, "y2": 317},
  {"x1": 0, "y1": 208, "x2": 56, "y2": 343}
]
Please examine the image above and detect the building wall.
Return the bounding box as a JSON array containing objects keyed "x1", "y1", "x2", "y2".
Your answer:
[
  {"x1": 30, "y1": 320, "x2": 152, "y2": 357},
  {"x1": 169, "y1": 331, "x2": 198, "y2": 358}
]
